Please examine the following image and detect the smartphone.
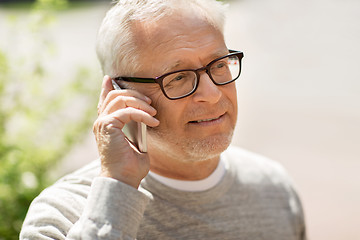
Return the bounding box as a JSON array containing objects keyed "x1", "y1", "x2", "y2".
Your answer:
[{"x1": 111, "y1": 80, "x2": 147, "y2": 153}]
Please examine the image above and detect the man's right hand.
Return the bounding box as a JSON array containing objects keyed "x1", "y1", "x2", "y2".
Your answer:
[{"x1": 93, "y1": 76, "x2": 159, "y2": 188}]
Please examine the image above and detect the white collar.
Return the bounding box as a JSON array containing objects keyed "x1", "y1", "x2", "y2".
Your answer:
[{"x1": 148, "y1": 158, "x2": 227, "y2": 192}]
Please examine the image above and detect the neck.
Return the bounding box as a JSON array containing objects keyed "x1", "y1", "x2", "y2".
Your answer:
[{"x1": 149, "y1": 153, "x2": 220, "y2": 180}]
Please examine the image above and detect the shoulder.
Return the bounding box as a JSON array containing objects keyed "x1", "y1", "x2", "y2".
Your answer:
[
  {"x1": 223, "y1": 146, "x2": 307, "y2": 238},
  {"x1": 57, "y1": 158, "x2": 101, "y2": 184},
  {"x1": 32, "y1": 158, "x2": 101, "y2": 209},
  {"x1": 223, "y1": 145, "x2": 287, "y2": 172},
  {"x1": 41, "y1": 159, "x2": 101, "y2": 201},
  {"x1": 20, "y1": 160, "x2": 101, "y2": 239},
  {"x1": 223, "y1": 145, "x2": 295, "y2": 187}
]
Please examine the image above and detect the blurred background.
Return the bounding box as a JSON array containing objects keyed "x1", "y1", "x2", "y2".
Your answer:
[{"x1": 0, "y1": 0, "x2": 359, "y2": 239}]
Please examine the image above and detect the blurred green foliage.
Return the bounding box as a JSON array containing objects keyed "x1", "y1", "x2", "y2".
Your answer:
[{"x1": 0, "y1": 0, "x2": 99, "y2": 238}]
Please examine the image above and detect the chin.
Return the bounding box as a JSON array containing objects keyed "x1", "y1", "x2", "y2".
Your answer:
[
  {"x1": 181, "y1": 132, "x2": 234, "y2": 162},
  {"x1": 148, "y1": 127, "x2": 234, "y2": 162}
]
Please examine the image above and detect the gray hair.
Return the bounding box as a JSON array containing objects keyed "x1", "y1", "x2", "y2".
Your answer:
[{"x1": 96, "y1": 0, "x2": 228, "y2": 77}]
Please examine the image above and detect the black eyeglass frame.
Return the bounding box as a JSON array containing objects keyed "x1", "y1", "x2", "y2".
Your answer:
[{"x1": 113, "y1": 49, "x2": 244, "y2": 100}]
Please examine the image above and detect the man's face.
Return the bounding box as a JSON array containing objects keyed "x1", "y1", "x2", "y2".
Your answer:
[{"x1": 131, "y1": 14, "x2": 238, "y2": 162}]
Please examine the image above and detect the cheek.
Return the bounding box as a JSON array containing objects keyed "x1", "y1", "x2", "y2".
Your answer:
[
  {"x1": 224, "y1": 83, "x2": 238, "y2": 120},
  {"x1": 152, "y1": 98, "x2": 186, "y2": 129},
  {"x1": 227, "y1": 81, "x2": 238, "y2": 100},
  {"x1": 152, "y1": 96, "x2": 173, "y2": 122}
]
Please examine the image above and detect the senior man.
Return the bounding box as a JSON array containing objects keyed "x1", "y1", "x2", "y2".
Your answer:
[{"x1": 21, "y1": 0, "x2": 306, "y2": 239}]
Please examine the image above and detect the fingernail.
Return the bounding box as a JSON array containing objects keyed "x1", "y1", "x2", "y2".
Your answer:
[{"x1": 145, "y1": 96, "x2": 151, "y2": 103}]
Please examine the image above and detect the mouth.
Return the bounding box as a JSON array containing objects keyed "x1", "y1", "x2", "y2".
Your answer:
[{"x1": 188, "y1": 114, "x2": 224, "y2": 124}]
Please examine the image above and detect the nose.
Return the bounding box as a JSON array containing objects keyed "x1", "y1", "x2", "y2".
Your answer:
[{"x1": 192, "y1": 71, "x2": 222, "y2": 103}]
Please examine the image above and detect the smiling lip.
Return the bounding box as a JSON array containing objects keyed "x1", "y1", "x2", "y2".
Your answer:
[{"x1": 188, "y1": 113, "x2": 225, "y2": 124}]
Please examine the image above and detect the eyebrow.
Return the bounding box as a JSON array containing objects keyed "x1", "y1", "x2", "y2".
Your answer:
[
  {"x1": 162, "y1": 61, "x2": 182, "y2": 74},
  {"x1": 161, "y1": 49, "x2": 230, "y2": 74},
  {"x1": 210, "y1": 49, "x2": 230, "y2": 60}
]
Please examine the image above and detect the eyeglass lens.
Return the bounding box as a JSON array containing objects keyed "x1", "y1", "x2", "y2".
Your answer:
[{"x1": 162, "y1": 54, "x2": 240, "y2": 99}]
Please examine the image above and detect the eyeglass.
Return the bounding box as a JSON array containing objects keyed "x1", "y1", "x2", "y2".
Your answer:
[{"x1": 113, "y1": 50, "x2": 244, "y2": 100}]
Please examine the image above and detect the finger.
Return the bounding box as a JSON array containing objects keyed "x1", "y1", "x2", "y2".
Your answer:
[
  {"x1": 93, "y1": 108, "x2": 159, "y2": 140},
  {"x1": 97, "y1": 75, "x2": 112, "y2": 115},
  {"x1": 109, "y1": 88, "x2": 151, "y2": 105},
  {"x1": 111, "y1": 107, "x2": 160, "y2": 129},
  {"x1": 99, "y1": 88, "x2": 152, "y2": 114},
  {"x1": 102, "y1": 95, "x2": 157, "y2": 116}
]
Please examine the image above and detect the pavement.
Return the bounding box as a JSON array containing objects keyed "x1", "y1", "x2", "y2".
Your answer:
[{"x1": 1, "y1": 0, "x2": 359, "y2": 239}]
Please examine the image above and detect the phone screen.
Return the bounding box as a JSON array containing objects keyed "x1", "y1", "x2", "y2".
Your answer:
[{"x1": 111, "y1": 80, "x2": 147, "y2": 153}]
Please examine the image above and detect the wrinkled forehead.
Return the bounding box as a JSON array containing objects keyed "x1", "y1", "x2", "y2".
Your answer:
[
  {"x1": 134, "y1": 13, "x2": 222, "y2": 42},
  {"x1": 131, "y1": 13, "x2": 226, "y2": 70}
]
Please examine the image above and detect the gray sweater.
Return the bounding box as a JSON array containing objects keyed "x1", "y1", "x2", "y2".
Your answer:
[{"x1": 20, "y1": 146, "x2": 306, "y2": 240}]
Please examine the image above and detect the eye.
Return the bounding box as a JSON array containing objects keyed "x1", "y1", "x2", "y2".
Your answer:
[
  {"x1": 211, "y1": 59, "x2": 228, "y2": 72},
  {"x1": 163, "y1": 71, "x2": 196, "y2": 90},
  {"x1": 216, "y1": 62, "x2": 226, "y2": 68},
  {"x1": 211, "y1": 58, "x2": 228, "y2": 70},
  {"x1": 173, "y1": 74, "x2": 185, "y2": 81},
  {"x1": 168, "y1": 72, "x2": 191, "y2": 84},
  {"x1": 163, "y1": 72, "x2": 188, "y2": 88}
]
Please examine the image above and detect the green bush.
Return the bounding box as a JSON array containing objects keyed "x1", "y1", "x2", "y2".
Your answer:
[{"x1": 0, "y1": 0, "x2": 99, "y2": 238}]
